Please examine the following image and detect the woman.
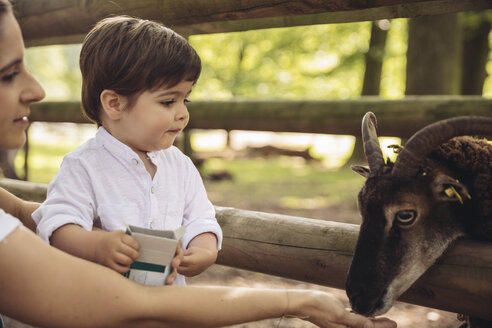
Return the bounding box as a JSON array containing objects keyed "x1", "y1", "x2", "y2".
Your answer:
[{"x1": 0, "y1": 1, "x2": 397, "y2": 327}]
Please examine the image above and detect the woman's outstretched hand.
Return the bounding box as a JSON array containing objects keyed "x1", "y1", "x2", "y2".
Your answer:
[{"x1": 287, "y1": 290, "x2": 397, "y2": 328}]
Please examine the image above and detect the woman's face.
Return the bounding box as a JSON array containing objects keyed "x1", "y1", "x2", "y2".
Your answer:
[{"x1": 0, "y1": 12, "x2": 45, "y2": 149}]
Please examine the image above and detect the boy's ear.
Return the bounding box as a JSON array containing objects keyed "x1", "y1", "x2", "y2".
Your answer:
[{"x1": 100, "y1": 89, "x2": 126, "y2": 120}]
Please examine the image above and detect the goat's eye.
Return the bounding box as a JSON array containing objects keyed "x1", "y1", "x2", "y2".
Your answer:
[{"x1": 395, "y1": 210, "x2": 417, "y2": 227}]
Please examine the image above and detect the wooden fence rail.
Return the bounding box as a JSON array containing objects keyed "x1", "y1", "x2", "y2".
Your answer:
[
  {"x1": 17, "y1": 0, "x2": 492, "y2": 46},
  {"x1": 31, "y1": 96, "x2": 492, "y2": 138},
  {"x1": 2, "y1": 178, "x2": 491, "y2": 320}
]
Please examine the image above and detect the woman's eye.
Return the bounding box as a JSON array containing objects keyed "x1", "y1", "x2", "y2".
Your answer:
[
  {"x1": 184, "y1": 98, "x2": 191, "y2": 104},
  {"x1": 395, "y1": 210, "x2": 417, "y2": 227},
  {"x1": 2, "y1": 71, "x2": 20, "y2": 83}
]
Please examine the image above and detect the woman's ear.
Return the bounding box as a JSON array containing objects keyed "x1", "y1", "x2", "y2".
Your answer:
[{"x1": 100, "y1": 90, "x2": 126, "y2": 121}]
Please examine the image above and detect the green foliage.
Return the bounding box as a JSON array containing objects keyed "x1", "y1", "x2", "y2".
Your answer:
[
  {"x1": 16, "y1": 142, "x2": 69, "y2": 183},
  {"x1": 380, "y1": 19, "x2": 408, "y2": 98},
  {"x1": 22, "y1": 17, "x2": 492, "y2": 100},
  {"x1": 24, "y1": 20, "x2": 413, "y2": 102},
  {"x1": 25, "y1": 44, "x2": 82, "y2": 100},
  {"x1": 190, "y1": 22, "x2": 373, "y2": 99}
]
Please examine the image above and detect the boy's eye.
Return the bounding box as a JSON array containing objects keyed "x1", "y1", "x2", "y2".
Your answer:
[
  {"x1": 160, "y1": 100, "x2": 175, "y2": 106},
  {"x1": 160, "y1": 99, "x2": 191, "y2": 106}
]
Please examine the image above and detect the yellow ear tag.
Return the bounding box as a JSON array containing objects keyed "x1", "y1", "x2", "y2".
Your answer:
[{"x1": 444, "y1": 186, "x2": 464, "y2": 204}]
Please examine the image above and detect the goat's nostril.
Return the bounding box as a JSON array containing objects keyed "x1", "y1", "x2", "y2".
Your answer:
[
  {"x1": 349, "y1": 297, "x2": 375, "y2": 316},
  {"x1": 346, "y1": 289, "x2": 362, "y2": 307},
  {"x1": 346, "y1": 286, "x2": 378, "y2": 316}
]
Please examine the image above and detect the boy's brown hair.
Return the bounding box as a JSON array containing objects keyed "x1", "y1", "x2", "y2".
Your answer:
[{"x1": 80, "y1": 16, "x2": 201, "y2": 125}]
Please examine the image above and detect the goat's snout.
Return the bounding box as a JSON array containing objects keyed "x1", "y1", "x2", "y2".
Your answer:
[{"x1": 346, "y1": 281, "x2": 386, "y2": 316}]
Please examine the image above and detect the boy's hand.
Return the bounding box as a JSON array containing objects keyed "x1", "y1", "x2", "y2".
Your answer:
[
  {"x1": 178, "y1": 246, "x2": 217, "y2": 277},
  {"x1": 165, "y1": 240, "x2": 184, "y2": 285},
  {"x1": 95, "y1": 230, "x2": 139, "y2": 274}
]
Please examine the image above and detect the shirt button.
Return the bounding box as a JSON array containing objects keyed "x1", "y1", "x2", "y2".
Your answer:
[
  {"x1": 151, "y1": 186, "x2": 155, "y2": 194},
  {"x1": 131, "y1": 158, "x2": 139, "y2": 165},
  {"x1": 150, "y1": 221, "x2": 155, "y2": 229}
]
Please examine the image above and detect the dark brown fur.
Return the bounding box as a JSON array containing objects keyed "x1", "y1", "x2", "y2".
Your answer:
[{"x1": 429, "y1": 136, "x2": 492, "y2": 240}]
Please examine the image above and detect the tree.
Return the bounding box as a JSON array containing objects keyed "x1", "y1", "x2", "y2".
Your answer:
[
  {"x1": 362, "y1": 20, "x2": 389, "y2": 96},
  {"x1": 406, "y1": 13, "x2": 462, "y2": 95},
  {"x1": 346, "y1": 20, "x2": 390, "y2": 167},
  {"x1": 190, "y1": 22, "x2": 370, "y2": 100},
  {"x1": 461, "y1": 11, "x2": 492, "y2": 95}
]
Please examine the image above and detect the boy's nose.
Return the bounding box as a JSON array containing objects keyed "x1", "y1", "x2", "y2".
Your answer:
[{"x1": 176, "y1": 103, "x2": 189, "y2": 121}]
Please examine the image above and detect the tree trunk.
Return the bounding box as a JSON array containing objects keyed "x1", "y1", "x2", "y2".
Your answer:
[
  {"x1": 406, "y1": 13, "x2": 462, "y2": 95},
  {"x1": 362, "y1": 21, "x2": 389, "y2": 96},
  {"x1": 461, "y1": 12, "x2": 491, "y2": 95},
  {"x1": 346, "y1": 20, "x2": 388, "y2": 167}
]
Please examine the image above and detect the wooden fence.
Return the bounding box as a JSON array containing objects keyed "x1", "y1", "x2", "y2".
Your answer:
[
  {"x1": 18, "y1": 0, "x2": 492, "y2": 46},
  {"x1": 31, "y1": 96, "x2": 492, "y2": 137},
  {"x1": 1, "y1": 178, "x2": 491, "y2": 320},
  {"x1": 9, "y1": 0, "x2": 492, "y2": 321}
]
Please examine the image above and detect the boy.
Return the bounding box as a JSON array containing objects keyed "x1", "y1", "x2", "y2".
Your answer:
[{"x1": 33, "y1": 16, "x2": 222, "y2": 286}]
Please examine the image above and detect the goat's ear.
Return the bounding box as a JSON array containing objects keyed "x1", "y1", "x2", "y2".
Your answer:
[
  {"x1": 351, "y1": 165, "x2": 370, "y2": 178},
  {"x1": 431, "y1": 174, "x2": 471, "y2": 204}
]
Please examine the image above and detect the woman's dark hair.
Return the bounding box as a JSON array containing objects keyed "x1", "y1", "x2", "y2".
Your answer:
[
  {"x1": 79, "y1": 16, "x2": 202, "y2": 126},
  {"x1": 0, "y1": 0, "x2": 12, "y2": 41},
  {"x1": 0, "y1": 0, "x2": 11, "y2": 17}
]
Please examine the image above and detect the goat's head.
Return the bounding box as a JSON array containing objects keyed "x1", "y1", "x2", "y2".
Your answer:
[{"x1": 346, "y1": 112, "x2": 492, "y2": 316}]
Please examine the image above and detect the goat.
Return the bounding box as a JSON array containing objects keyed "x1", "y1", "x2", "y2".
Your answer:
[{"x1": 345, "y1": 112, "x2": 492, "y2": 328}]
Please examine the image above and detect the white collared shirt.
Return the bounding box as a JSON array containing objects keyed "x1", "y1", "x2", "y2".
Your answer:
[{"x1": 33, "y1": 127, "x2": 222, "y2": 285}]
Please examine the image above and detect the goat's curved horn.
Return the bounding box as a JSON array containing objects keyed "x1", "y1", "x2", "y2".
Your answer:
[
  {"x1": 392, "y1": 116, "x2": 492, "y2": 179},
  {"x1": 362, "y1": 112, "x2": 384, "y2": 176}
]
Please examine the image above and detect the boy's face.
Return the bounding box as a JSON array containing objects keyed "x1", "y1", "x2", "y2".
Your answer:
[{"x1": 115, "y1": 80, "x2": 192, "y2": 153}]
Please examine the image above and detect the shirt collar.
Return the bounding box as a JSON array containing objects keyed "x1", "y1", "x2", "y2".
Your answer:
[
  {"x1": 96, "y1": 126, "x2": 143, "y2": 163},
  {"x1": 95, "y1": 126, "x2": 163, "y2": 165}
]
